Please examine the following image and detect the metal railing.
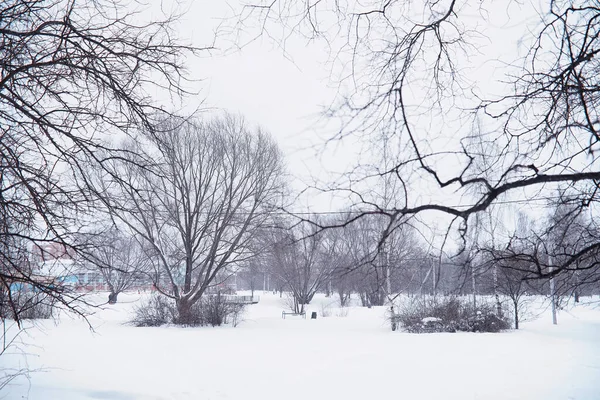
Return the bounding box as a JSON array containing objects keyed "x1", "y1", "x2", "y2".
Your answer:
[{"x1": 218, "y1": 294, "x2": 260, "y2": 304}]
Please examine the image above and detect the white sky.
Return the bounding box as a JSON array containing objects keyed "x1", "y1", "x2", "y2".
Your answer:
[
  {"x1": 167, "y1": 1, "x2": 346, "y2": 213},
  {"x1": 141, "y1": 0, "x2": 571, "y2": 247}
]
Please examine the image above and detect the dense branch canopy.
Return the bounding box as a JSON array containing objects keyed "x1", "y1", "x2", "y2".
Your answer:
[
  {"x1": 0, "y1": 0, "x2": 203, "y2": 322},
  {"x1": 102, "y1": 114, "x2": 284, "y2": 317}
]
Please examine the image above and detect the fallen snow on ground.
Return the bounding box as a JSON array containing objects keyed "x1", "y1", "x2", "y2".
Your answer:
[{"x1": 2, "y1": 293, "x2": 599, "y2": 400}]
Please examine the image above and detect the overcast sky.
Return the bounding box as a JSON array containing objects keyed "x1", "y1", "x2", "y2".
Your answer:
[
  {"x1": 158, "y1": 1, "x2": 344, "y2": 212},
  {"x1": 141, "y1": 0, "x2": 570, "y2": 246}
]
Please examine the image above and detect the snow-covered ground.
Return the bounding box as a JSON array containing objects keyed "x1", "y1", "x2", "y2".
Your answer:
[{"x1": 2, "y1": 292, "x2": 599, "y2": 400}]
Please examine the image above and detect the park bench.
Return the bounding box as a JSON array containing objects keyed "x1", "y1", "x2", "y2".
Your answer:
[{"x1": 282, "y1": 310, "x2": 306, "y2": 319}]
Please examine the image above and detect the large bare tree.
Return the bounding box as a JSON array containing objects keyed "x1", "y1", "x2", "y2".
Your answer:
[{"x1": 107, "y1": 115, "x2": 284, "y2": 323}]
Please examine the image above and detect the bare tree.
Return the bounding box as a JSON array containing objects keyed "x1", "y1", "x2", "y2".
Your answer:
[
  {"x1": 83, "y1": 229, "x2": 150, "y2": 304},
  {"x1": 320, "y1": 222, "x2": 365, "y2": 306},
  {"x1": 267, "y1": 221, "x2": 332, "y2": 313},
  {"x1": 105, "y1": 115, "x2": 284, "y2": 324},
  {"x1": 545, "y1": 202, "x2": 600, "y2": 299},
  {"x1": 480, "y1": 247, "x2": 536, "y2": 330},
  {"x1": 326, "y1": 228, "x2": 355, "y2": 307},
  {"x1": 240, "y1": 260, "x2": 261, "y2": 297},
  {"x1": 238, "y1": 227, "x2": 279, "y2": 296},
  {"x1": 335, "y1": 213, "x2": 422, "y2": 307},
  {"x1": 477, "y1": 206, "x2": 600, "y2": 327},
  {"x1": 479, "y1": 204, "x2": 600, "y2": 296},
  {"x1": 335, "y1": 215, "x2": 383, "y2": 307}
]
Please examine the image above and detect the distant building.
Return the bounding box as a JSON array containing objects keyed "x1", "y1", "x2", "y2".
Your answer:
[{"x1": 28, "y1": 243, "x2": 107, "y2": 291}]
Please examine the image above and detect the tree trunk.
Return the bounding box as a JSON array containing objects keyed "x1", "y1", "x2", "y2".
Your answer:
[
  {"x1": 338, "y1": 290, "x2": 349, "y2": 307},
  {"x1": 292, "y1": 297, "x2": 301, "y2": 313},
  {"x1": 359, "y1": 292, "x2": 370, "y2": 308},
  {"x1": 368, "y1": 289, "x2": 384, "y2": 306},
  {"x1": 108, "y1": 291, "x2": 118, "y2": 304},
  {"x1": 574, "y1": 270, "x2": 580, "y2": 303},
  {"x1": 493, "y1": 265, "x2": 502, "y2": 317},
  {"x1": 177, "y1": 298, "x2": 193, "y2": 325},
  {"x1": 513, "y1": 302, "x2": 519, "y2": 330}
]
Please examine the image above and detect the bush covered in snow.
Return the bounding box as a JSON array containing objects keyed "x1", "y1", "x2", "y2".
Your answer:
[
  {"x1": 0, "y1": 291, "x2": 54, "y2": 321},
  {"x1": 185, "y1": 294, "x2": 246, "y2": 327},
  {"x1": 393, "y1": 296, "x2": 511, "y2": 333},
  {"x1": 130, "y1": 294, "x2": 177, "y2": 327},
  {"x1": 131, "y1": 294, "x2": 245, "y2": 327}
]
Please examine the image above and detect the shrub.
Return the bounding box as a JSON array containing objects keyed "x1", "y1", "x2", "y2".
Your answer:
[
  {"x1": 393, "y1": 296, "x2": 511, "y2": 333},
  {"x1": 336, "y1": 306, "x2": 350, "y2": 318},
  {"x1": 228, "y1": 303, "x2": 245, "y2": 327},
  {"x1": 320, "y1": 302, "x2": 332, "y2": 317},
  {"x1": 191, "y1": 294, "x2": 246, "y2": 327},
  {"x1": 131, "y1": 293, "x2": 246, "y2": 327},
  {"x1": 466, "y1": 306, "x2": 511, "y2": 333},
  {"x1": 131, "y1": 294, "x2": 177, "y2": 327},
  {"x1": 0, "y1": 290, "x2": 54, "y2": 320},
  {"x1": 17, "y1": 296, "x2": 53, "y2": 320}
]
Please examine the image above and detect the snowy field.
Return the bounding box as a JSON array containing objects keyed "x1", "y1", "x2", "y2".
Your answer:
[{"x1": 2, "y1": 292, "x2": 600, "y2": 400}]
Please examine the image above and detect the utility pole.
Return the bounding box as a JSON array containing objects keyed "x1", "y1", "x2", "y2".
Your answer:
[
  {"x1": 549, "y1": 256, "x2": 557, "y2": 325},
  {"x1": 471, "y1": 259, "x2": 477, "y2": 309},
  {"x1": 382, "y1": 132, "x2": 392, "y2": 305},
  {"x1": 382, "y1": 132, "x2": 396, "y2": 330},
  {"x1": 432, "y1": 260, "x2": 437, "y2": 297},
  {"x1": 386, "y1": 247, "x2": 391, "y2": 302},
  {"x1": 470, "y1": 214, "x2": 479, "y2": 310}
]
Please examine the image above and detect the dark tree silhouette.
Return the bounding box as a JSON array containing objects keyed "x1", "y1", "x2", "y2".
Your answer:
[{"x1": 1, "y1": 0, "x2": 204, "y2": 323}]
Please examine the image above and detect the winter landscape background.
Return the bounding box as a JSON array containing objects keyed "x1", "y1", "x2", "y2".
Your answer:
[{"x1": 2, "y1": 0, "x2": 600, "y2": 398}]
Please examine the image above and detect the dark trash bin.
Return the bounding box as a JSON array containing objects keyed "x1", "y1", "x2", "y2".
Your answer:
[{"x1": 311, "y1": 312, "x2": 317, "y2": 319}]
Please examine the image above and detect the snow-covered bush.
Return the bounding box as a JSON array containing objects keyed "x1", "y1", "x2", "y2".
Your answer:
[
  {"x1": 0, "y1": 291, "x2": 54, "y2": 321},
  {"x1": 131, "y1": 294, "x2": 246, "y2": 327},
  {"x1": 190, "y1": 294, "x2": 246, "y2": 327},
  {"x1": 393, "y1": 296, "x2": 510, "y2": 333},
  {"x1": 320, "y1": 301, "x2": 332, "y2": 317},
  {"x1": 130, "y1": 294, "x2": 177, "y2": 327},
  {"x1": 336, "y1": 306, "x2": 350, "y2": 318}
]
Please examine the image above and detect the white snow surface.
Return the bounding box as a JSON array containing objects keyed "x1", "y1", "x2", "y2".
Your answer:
[{"x1": 2, "y1": 292, "x2": 600, "y2": 400}]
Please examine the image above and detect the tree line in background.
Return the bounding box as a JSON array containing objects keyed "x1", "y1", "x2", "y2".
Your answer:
[{"x1": 233, "y1": 203, "x2": 600, "y2": 331}]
